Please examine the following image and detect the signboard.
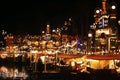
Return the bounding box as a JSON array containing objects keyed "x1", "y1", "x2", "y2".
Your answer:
[{"x1": 44, "y1": 34, "x2": 51, "y2": 40}]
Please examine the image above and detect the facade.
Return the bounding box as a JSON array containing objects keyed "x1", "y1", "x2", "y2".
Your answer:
[
  {"x1": 92, "y1": 0, "x2": 118, "y2": 52},
  {"x1": 0, "y1": 29, "x2": 7, "y2": 50}
]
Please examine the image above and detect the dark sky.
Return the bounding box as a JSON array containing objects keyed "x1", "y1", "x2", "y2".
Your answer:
[{"x1": 0, "y1": 0, "x2": 120, "y2": 35}]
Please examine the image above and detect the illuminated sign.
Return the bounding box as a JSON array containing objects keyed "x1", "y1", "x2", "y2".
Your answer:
[
  {"x1": 98, "y1": 18, "x2": 108, "y2": 28},
  {"x1": 44, "y1": 34, "x2": 51, "y2": 40},
  {"x1": 96, "y1": 28, "x2": 112, "y2": 37}
]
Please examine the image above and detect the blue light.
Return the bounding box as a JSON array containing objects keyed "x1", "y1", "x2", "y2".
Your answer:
[{"x1": 77, "y1": 42, "x2": 81, "y2": 45}]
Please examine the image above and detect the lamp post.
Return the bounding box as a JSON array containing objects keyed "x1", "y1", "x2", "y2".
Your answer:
[
  {"x1": 118, "y1": 20, "x2": 120, "y2": 25},
  {"x1": 41, "y1": 40, "x2": 47, "y2": 73},
  {"x1": 88, "y1": 31, "x2": 93, "y2": 53},
  {"x1": 41, "y1": 40, "x2": 48, "y2": 73}
]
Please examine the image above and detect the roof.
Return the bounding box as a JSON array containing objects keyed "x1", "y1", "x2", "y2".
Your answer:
[{"x1": 86, "y1": 55, "x2": 120, "y2": 60}]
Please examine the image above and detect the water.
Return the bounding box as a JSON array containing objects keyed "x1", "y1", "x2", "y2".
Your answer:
[
  {"x1": 0, "y1": 64, "x2": 29, "y2": 80},
  {"x1": 0, "y1": 62, "x2": 120, "y2": 80}
]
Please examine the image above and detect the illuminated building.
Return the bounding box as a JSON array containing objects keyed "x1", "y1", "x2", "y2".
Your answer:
[
  {"x1": 0, "y1": 29, "x2": 7, "y2": 50},
  {"x1": 93, "y1": 0, "x2": 118, "y2": 52},
  {"x1": 6, "y1": 34, "x2": 14, "y2": 47}
]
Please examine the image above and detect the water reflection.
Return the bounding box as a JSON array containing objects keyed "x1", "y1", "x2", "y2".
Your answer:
[{"x1": 0, "y1": 65, "x2": 28, "y2": 79}]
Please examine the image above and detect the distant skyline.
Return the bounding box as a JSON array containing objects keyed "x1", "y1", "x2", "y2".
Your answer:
[{"x1": 0, "y1": 0, "x2": 120, "y2": 36}]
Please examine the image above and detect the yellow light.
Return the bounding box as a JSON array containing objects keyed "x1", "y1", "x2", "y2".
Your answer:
[
  {"x1": 52, "y1": 29, "x2": 55, "y2": 32},
  {"x1": 30, "y1": 50, "x2": 38, "y2": 54},
  {"x1": 40, "y1": 56, "x2": 45, "y2": 63},
  {"x1": 42, "y1": 31, "x2": 45, "y2": 33},
  {"x1": 118, "y1": 20, "x2": 120, "y2": 25},
  {"x1": 88, "y1": 33, "x2": 92, "y2": 38},
  {"x1": 71, "y1": 61, "x2": 75, "y2": 66},
  {"x1": 111, "y1": 5, "x2": 116, "y2": 10},
  {"x1": 96, "y1": 10, "x2": 100, "y2": 14},
  {"x1": 76, "y1": 61, "x2": 83, "y2": 64}
]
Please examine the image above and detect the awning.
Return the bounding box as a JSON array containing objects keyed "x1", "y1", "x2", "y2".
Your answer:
[{"x1": 87, "y1": 55, "x2": 120, "y2": 60}]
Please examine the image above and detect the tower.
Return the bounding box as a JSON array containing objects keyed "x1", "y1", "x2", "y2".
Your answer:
[
  {"x1": 101, "y1": 0, "x2": 107, "y2": 15},
  {"x1": 93, "y1": 0, "x2": 118, "y2": 53},
  {"x1": 46, "y1": 24, "x2": 51, "y2": 34}
]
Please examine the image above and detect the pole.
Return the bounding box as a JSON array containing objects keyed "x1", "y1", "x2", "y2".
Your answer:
[
  {"x1": 30, "y1": 53, "x2": 32, "y2": 67},
  {"x1": 60, "y1": 30, "x2": 62, "y2": 45},
  {"x1": 55, "y1": 51, "x2": 58, "y2": 65},
  {"x1": 108, "y1": 37, "x2": 110, "y2": 52},
  {"x1": 44, "y1": 52, "x2": 47, "y2": 72},
  {"x1": 34, "y1": 54, "x2": 38, "y2": 72}
]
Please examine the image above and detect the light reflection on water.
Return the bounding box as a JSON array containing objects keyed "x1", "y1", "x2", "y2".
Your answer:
[{"x1": 0, "y1": 65, "x2": 28, "y2": 79}]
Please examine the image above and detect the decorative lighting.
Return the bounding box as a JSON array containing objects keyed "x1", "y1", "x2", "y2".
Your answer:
[
  {"x1": 42, "y1": 31, "x2": 45, "y2": 34},
  {"x1": 111, "y1": 5, "x2": 116, "y2": 10},
  {"x1": 96, "y1": 9, "x2": 100, "y2": 14},
  {"x1": 118, "y1": 20, "x2": 120, "y2": 25},
  {"x1": 88, "y1": 33, "x2": 92, "y2": 38},
  {"x1": 52, "y1": 29, "x2": 55, "y2": 32}
]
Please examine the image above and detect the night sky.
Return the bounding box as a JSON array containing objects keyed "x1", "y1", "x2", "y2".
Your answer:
[{"x1": 0, "y1": 0, "x2": 120, "y2": 35}]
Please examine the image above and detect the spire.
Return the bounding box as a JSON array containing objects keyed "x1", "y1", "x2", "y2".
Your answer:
[
  {"x1": 46, "y1": 24, "x2": 50, "y2": 34},
  {"x1": 101, "y1": 0, "x2": 107, "y2": 15}
]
